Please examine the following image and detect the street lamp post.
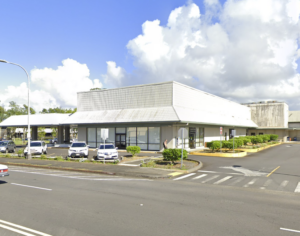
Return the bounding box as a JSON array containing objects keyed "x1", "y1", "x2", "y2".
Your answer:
[{"x1": 0, "y1": 59, "x2": 31, "y2": 159}]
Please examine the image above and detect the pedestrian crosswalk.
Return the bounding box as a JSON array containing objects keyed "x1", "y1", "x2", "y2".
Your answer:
[
  {"x1": 174, "y1": 170, "x2": 300, "y2": 193},
  {"x1": 8, "y1": 166, "x2": 152, "y2": 182}
]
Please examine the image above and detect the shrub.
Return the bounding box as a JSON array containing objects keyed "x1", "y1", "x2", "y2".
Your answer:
[
  {"x1": 223, "y1": 141, "x2": 237, "y2": 150},
  {"x1": 54, "y1": 156, "x2": 64, "y2": 161},
  {"x1": 270, "y1": 134, "x2": 278, "y2": 141},
  {"x1": 252, "y1": 136, "x2": 263, "y2": 144},
  {"x1": 259, "y1": 135, "x2": 269, "y2": 143},
  {"x1": 126, "y1": 146, "x2": 141, "y2": 157},
  {"x1": 242, "y1": 138, "x2": 251, "y2": 145},
  {"x1": 17, "y1": 148, "x2": 24, "y2": 157},
  {"x1": 40, "y1": 154, "x2": 47, "y2": 159},
  {"x1": 162, "y1": 149, "x2": 187, "y2": 163}
]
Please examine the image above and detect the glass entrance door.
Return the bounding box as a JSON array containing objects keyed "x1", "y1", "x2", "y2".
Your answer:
[
  {"x1": 189, "y1": 127, "x2": 196, "y2": 149},
  {"x1": 115, "y1": 134, "x2": 126, "y2": 149}
]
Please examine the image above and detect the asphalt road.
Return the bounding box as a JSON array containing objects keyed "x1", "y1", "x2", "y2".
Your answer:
[{"x1": 1, "y1": 143, "x2": 299, "y2": 235}]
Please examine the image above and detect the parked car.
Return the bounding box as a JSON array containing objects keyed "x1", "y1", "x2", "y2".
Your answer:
[
  {"x1": 50, "y1": 138, "x2": 58, "y2": 145},
  {"x1": 0, "y1": 164, "x2": 9, "y2": 177},
  {"x1": 68, "y1": 142, "x2": 89, "y2": 158},
  {"x1": 96, "y1": 143, "x2": 119, "y2": 160},
  {"x1": 0, "y1": 140, "x2": 16, "y2": 153},
  {"x1": 24, "y1": 141, "x2": 48, "y2": 156}
]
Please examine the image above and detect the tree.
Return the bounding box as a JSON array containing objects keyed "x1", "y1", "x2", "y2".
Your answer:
[
  {"x1": 40, "y1": 107, "x2": 77, "y2": 114},
  {"x1": 38, "y1": 127, "x2": 46, "y2": 140}
]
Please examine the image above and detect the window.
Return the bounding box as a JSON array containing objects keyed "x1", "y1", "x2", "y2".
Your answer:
[
  {"x1": 137, "y1": 127, "x2": 147, "y2": 150},
  {"x1": 259, "y1": 133, "x2": 263, "y2": 135},
  {"x1": 251, "y1": 133, "x2": 256, "y2": 136},
  {"x1": 127, "y1": 127, "x2": 137, "y2": 146},
  {"x1": 72, "y1": 143, "x2": 86, "y2": 147},
  {"x1": 149, "y1": 127, "x2": 160, "y2": 150}
]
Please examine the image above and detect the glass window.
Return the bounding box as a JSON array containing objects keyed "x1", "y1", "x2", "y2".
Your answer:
[
  {"x1": 127, "y1": 127, "x2": 136, "y2": 146},
  {"x1": 149, "y1": 127, "x2": 160, "y2": 144},
  {"x1": 97, "y1": 128, "x2": 115, "y2": 147},
  {"x1": 72, "y1": 143, "x2": 86, "y2": 147},
  {"x1": 199, "y1": 128, "x2": 204, "y2": 146},
  {"x1": 148, "y1": 144, "x2": 160, "y2": 151},
  {"x1": 137, "y1": 127, "x2": 147, "y2": 143},
  {"x1": 99, "y1": 144, "x2": 115, "y2": 149},
  {"x1": 87, "y1": 128, "x2": 96, "y2": 147}
]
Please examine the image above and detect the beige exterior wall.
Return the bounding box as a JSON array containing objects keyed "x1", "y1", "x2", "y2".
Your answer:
[
  {"x1": 78, "y1": 127, "x2": 87, "y2": 142},
  {"x1": 247, "y1": 129, "x2": 288, "y2": 142}
]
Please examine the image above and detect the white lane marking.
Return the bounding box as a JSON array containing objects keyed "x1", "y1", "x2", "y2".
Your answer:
[
  {"x1": 228, "y1": 177, "x2": 244, "y2": 186},
  {"x1": 202, "y1": 175, "x2": 219, "y2": 183},
  {"x1": 0, "y1": 219, "x2": 52, "y2": 236},
  {"x1": 173, "y1": 173, "x2": 196, "y2": 180},
  {"x1": 280, "y1": 227, "x2": 300, "y2": 233},
  {"x1": 213, "y1": 176, "x2": 233, "y2": 185},
  {"x1": 198, "y1": 170, "x2": 242, "y2": 175},
  {"x1": 220, "y1": 166, "x2": 267, "y2": 176},
  {"x1": 119, "y1": 164, "x2": 139, "y2": 166},
  {"x1": 277, "y1": 180, "x2": 289, "y2": 191},
  {"x1": 0, "y1": 224, "x2": 35, "y2": 236},
  {"x1": 243, "y1": 178, "x2": 258, "y2": 188},
  {"x1": 192, "y1": 174, "x2": 207, "y2": 180},
  {"x1": 260, "y1": 179, "x2": 272, "y2": 189},
  {"x1": 294, "y1": 182, "x2": 300, "y2": 193},
  {"x1": 11, "y1": 183, "x2": 52, "y2": 191}
]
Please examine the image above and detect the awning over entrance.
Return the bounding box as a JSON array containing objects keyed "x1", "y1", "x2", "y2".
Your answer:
[{"x1": 0, "y1": 113, "x2": 71, "y2": 127}]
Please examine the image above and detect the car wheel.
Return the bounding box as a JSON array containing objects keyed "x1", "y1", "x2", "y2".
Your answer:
[{"x1": 44, "y1": 149, "x2": 47, "y2": 154}]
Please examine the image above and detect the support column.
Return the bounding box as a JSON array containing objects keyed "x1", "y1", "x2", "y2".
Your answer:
[
  {"x1": 32, "y1": 127, "x2": 38, "y2": 140},
  {"x1": 65, "y1": 125, "x2": 70, "y2": 143},
  {"x1": 58, "y1": 126, "x2": 64, "y2": 144}
]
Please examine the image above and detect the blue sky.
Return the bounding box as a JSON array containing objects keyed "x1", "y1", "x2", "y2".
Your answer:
[
  {"x1": 1, "y1": 0, "x2": 300, "y2": 111},
  {"x1": 0, "y1": 0, "x2": 208, "y2": 88}
]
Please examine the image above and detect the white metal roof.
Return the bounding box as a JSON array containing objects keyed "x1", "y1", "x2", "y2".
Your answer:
[
  {"x1": 0, "y1": 113, "x2": 71, "y2": 127},
  {"x1": 289, "y1": 111, "x2": 300, "y2": 122}
]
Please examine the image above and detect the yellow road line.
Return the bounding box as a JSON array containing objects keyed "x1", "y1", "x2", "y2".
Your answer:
[
  {"x1": 168, "y1": 172, "x2": 182, "y2": 176},
  {"x1": 267, "y1": 166, "x2": 280, "y2": 177}
]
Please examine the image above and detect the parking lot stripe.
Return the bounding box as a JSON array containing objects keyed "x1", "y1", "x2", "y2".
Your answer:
[
  {"x1": 260, "y1": 179, "x2": 272, "y2": 189},
  {"x1": 280, "y1": 227, "x2": 300, "y2": 233},
  {"x1": 0, "y1": 224, "x2": 35, "y2": 236},
  {"x1": 278, "y1": 180, "x2": 289, "y2": 191},
  {"x1": 0, "y1": 219, "x2": 52, "y2": 236},
  {"x1": 192, "y1": 174, "x2": 207, "y2": 180},
  {"x1": 173, "y1": 173, "x2": 196, "y2": 180},
  {"x1": 243, "y1": 178, "x2": 258, "y2": 188},
  {"x1": 201, "y1": 175, "x2": 219, "y2": 183},
  {"x1": 213, "y1": 176, "x2": 232, "y2": 185},
  {"x1": 11, "y1": 183, "x2": 52, "y2": 191},
  {"x1": 294, "y1": 182, "x2": 300, "y2": 193}
]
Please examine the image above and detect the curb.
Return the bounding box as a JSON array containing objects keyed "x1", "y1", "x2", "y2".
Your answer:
[
  {"x1": 190, "y1": 151, "x2": 247, "y2": 158},
  {"x1": 1, "y1": 162, "x2": 116, "y2": 176}
]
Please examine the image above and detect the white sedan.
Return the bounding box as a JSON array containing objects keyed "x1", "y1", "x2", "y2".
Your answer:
[
  {"x1": 0, "y1": 164, "x2": 9, "y2": 177},
  {"x1": 96, "y1": 144, "x2": 119, "y2": 160}
]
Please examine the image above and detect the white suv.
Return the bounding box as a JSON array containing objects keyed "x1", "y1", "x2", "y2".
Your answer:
[
  {"x1": 96, "y1": 143, "x2": 118, "y2": 160},
  {"x1": 68, "y1": 142, "x2": 89, "y2": 158},
  {"x1": 24, "y1": 141, "x2": 47, "y2": 156}
]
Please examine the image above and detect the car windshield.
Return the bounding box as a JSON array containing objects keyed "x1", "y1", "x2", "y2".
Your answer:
[
  {"x1": 0, "y1": 142, "x2": 7, "y2": 146},
  {"x1": 72, "y1": 143, "x2": 86, "y2": 147},
  {"x1": 30, "y1": 143, "x2": 42, "y2": 147},
  {"x1": 99, "y1": 144, "x2": 115, "y2": 149}
]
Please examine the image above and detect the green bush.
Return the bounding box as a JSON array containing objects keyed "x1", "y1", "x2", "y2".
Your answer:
[
  {"x1": 270, "y1": 134, "x2": 278, "y2": 141},
  {"x1": 40, "y1": 154, "x2": 47, "y2": 159},
  {"x1": 252, "y1": 136, "x2": 263, "y2": 144},
  {"x1": 223, "y1": 141, "x2": 237, "y2": 150},
  {"x1": 126, "y1": 146, "x2": 141, "y2": 157},
  {"x1": 259, "y1": 135, "x2": 269, "y2": 143},
  {"x1": 17, "y1": 148, "x2": 24, "y2": 157},
  {"x1": 162, "y1": 149, "x2": 187, "y2": 163}
]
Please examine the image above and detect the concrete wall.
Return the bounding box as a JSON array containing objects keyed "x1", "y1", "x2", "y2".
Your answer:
[
  {"x1": 245, "y1": 103, "x2": 288, "y2": 128},
  {"x1": 78, "y1": 127, "x2": 87, "y2": 142},
  {"x1": 160, "y1": 126, "x2": 174, "y2": 151},
  {"x1": 288, "y1": 122, "x2": 300, "y2": 128}
]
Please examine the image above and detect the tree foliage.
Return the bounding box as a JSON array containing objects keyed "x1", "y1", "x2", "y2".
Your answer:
[{"x1": 40, "y1": 107, "x2": 77, "y2": 114}]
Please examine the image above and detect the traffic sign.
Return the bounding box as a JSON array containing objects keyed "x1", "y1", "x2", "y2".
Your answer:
[{"x1": 220, "y1": 127, "x2": 223, "y2": 135}]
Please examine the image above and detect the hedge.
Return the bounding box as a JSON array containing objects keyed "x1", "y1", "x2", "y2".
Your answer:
[
  {"x1": 126, "y1": 146, "x2": 141, "y2": 157},
  {"x1": 162, "y1": 149, "x2": 187, "y2": 163}
]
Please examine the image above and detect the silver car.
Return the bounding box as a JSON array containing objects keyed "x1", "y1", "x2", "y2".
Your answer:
[
  {"x1": 0, "y1": 164, "x2": 9, "y2": 177},
  {"x1": 0, "y1": 141, "x2": 16, "y2": 153}
]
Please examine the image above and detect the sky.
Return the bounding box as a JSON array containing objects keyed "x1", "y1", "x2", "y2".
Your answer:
[{"x1": 1, "y1": 0, "x2": 300, "y2": 111}]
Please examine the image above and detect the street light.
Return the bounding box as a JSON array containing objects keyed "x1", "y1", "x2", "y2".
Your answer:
[{"x1": 0, "y1": 59, "x2": 31, "y2": 159}]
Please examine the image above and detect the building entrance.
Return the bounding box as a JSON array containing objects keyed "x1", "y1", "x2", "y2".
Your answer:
[
  {"x1": 115, "y1": 134, "x2": 126, "y2": 149},
  {"x1": 189, "y1": 127, "x2": 196, "y2": 149}
]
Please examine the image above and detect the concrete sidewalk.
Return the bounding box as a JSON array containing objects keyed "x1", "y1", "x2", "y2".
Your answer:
[{"x1": 0, "y1": 157, "x2": 201, "y2": 179}]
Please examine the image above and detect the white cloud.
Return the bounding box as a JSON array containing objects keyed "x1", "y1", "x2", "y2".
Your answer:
[
  {"x1": 1, "y1": 59, "x2": 102, "y2": 111},
  {"x1": 103, "y1": 0, "x2": 300, "y2": 109}
]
